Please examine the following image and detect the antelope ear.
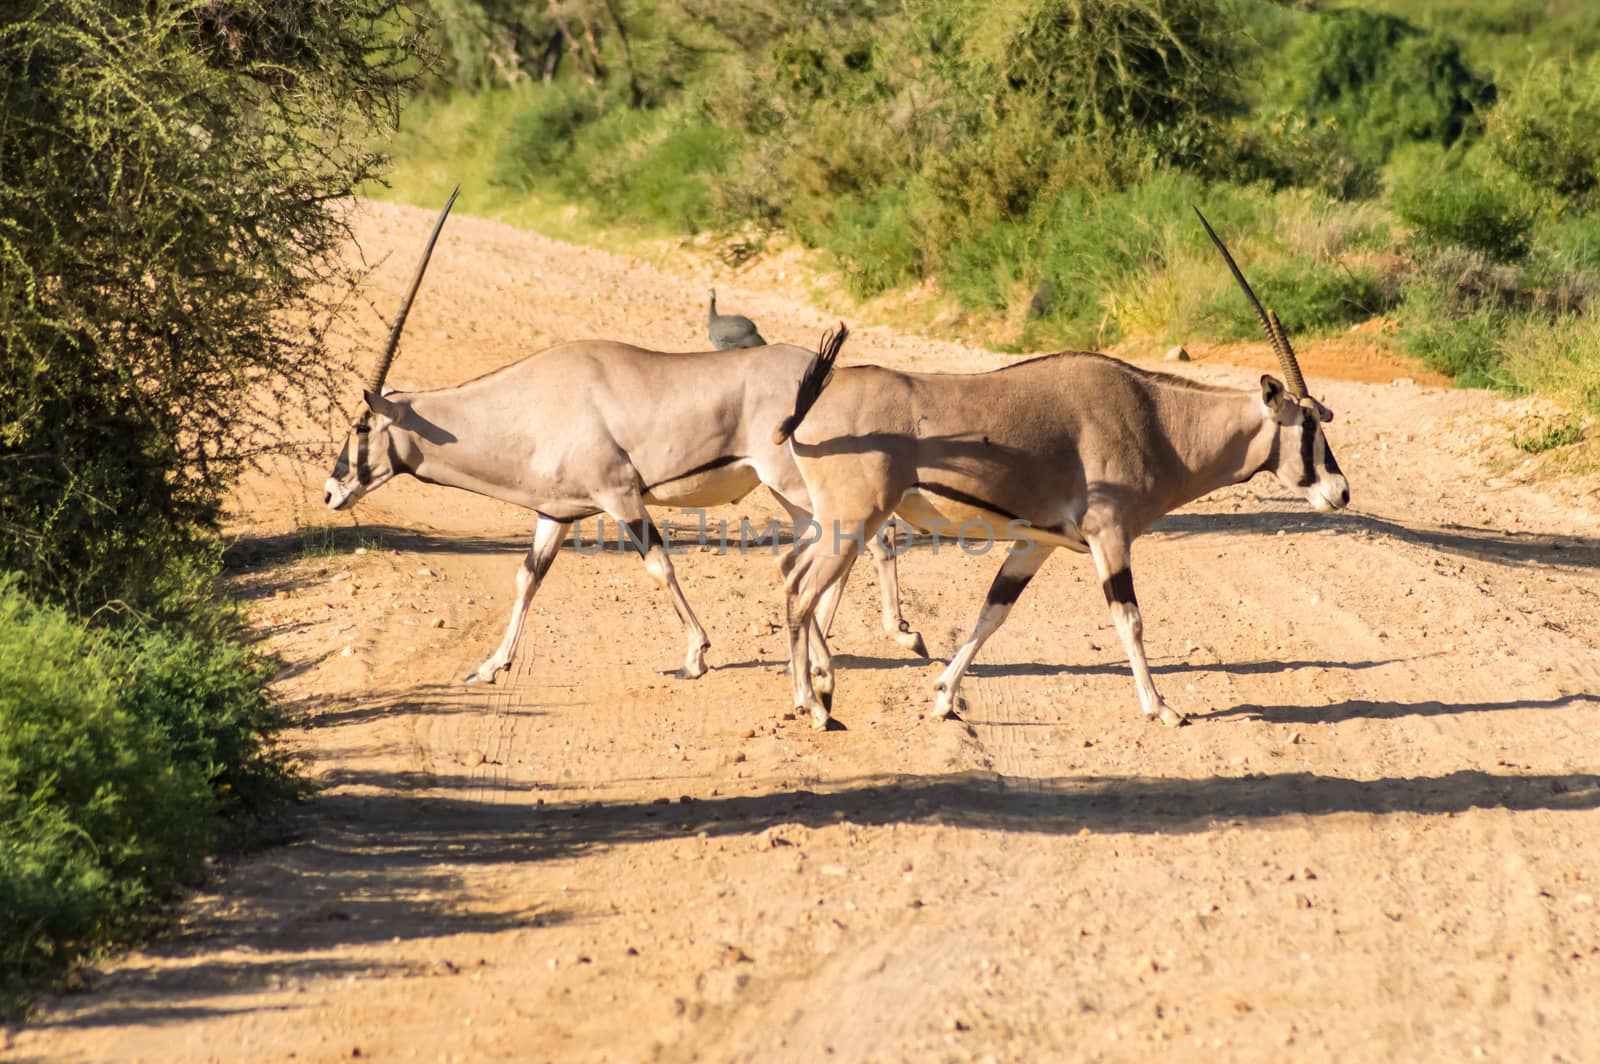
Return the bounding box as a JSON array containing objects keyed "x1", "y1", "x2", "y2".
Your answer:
[
  {"x1": 1259, "y1": 374, "x2": 1286, "y2": 407},
  {"x1": 1310, "y1": 397, "x2": 1334, "y2": 423},
  {"x1": 363, "y1": 390, "x2": 401, "y2": 421}
]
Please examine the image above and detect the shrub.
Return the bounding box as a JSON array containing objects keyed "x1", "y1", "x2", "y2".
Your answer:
[
  {"x1": 113, "y1": 627, "x2": 290, "y2": 817},
  {"x1": 981, "y1": 0, "x2": 1246, "y2": 146},
  {"x1": 811, "y1": 186, "x2": 931, "y2": 299},
  {"x1": 490, "y1": 81, "x2": 605, "y2": 189},
  {"x1": 1205, "y1": 260, "x2": 1394, "y2": 339},
  {"x1": 1285, "y1": 9, "x2": 1494, "y2": 162},
  {"x1": 1489, "y1": 57, "x2": 1600, "y2": 210},
  {"x1": 0, "y1": 0, "x2": 419, "y2": 619},
  {"x1": 1219, "y1": 111, "x2": 1381, "y2": 201},
  {"x1": 0, "y1": 581, "x2": 217, "y2": 993},
  {"x1": 1398, "y1": 279, "x2": 1511, "y2": 388},
  {"x1": 1393, "y1": 154, "x2": 1534, "y2": 261}
]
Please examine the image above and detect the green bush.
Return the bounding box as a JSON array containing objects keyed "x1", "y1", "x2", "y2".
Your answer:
[
  {"x1": 812, "y1": 186, "x2": 931, "y2": 299},
  {"x1": 0, "y1": 581, "x2": 217, "y2": 993},
  {"x1": 1219, "y1": 111, "x2": 1381, "y2": 201},
  {"x1": 1398, "y1": 279, "x2": 1510, "y2": 387},
  {"x1": 1205, "y1": 260, "x2": 1394, "y2": 339},
  {"x1": 490, "y1": 81, "x2": 605, "y2": 189},
  {"x1": 1285, "y1": 9, "x2": 1494, "y2": 162},
  {"x1": 1017, "y1": 174, "x2": 1258, "y2": 346},
  {"x1": 1393, "y1": 153, "x2": 1534, "y2": 261},
  {"x1": 981, "y1": 0, "x2": 1245, "y2": 146},
  {"x1": 1489, "y1": 57, "x2": 1600, "y2": 210},
  {"x1": 0, "y1": 0, "x2": 418, "y2": 619},
  {"x1": 114, "y1": 627, "x2": 290, "y2": 817}
]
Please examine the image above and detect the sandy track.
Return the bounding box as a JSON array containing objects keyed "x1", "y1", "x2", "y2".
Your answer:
[{"x1": 9, "y1": 200, "x2": 1600, "y2": 1063}]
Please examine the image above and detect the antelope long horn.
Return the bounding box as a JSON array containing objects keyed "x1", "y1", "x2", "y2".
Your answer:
[
  {"x1": 365, "y1": 186, "x2": 460, "y2": 396},
  {"x1": 1193, "y1": 206, "x2": 1308, "y2": 399}
]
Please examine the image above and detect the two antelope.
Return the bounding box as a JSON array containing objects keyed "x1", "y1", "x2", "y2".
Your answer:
[
  {"x1": 774, "y1": 210, "x2": 1349, "y2": 729},
  {"x1": 324, "y1": 193, "x2": 925, "y2": 687},
  {"x1": 326, "y1": 197, "x2": 1348, "y2": 735}
]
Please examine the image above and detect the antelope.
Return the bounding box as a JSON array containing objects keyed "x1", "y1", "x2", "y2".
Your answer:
[
  {"x1": 774, "y1": 209, "x2": 1350, "y2": 730},
  {"x1": 323, "y1": 193, "x2": 927, "y2": 686}
]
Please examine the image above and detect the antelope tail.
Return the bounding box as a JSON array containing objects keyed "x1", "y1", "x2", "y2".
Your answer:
[{"x1": 772, "y1": 323, "x2": 848, "y2": 445}]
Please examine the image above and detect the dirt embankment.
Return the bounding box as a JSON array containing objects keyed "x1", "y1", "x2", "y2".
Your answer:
[{"x1": 8, "y1": 200, "x2": 1600, "y2": 1063}]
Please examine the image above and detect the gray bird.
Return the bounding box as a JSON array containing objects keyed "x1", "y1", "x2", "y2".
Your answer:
[{"x1": 707, "y1": 289, "x2": 766, "y2": 349}]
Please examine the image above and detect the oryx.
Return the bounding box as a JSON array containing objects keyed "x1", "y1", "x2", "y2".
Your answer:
[
  {"x1": 324, "y1": 194, "x2": 926, "y2": 686},
  {"x1": 774, "y1": 208, "x2": 1350, "y2": 730}
]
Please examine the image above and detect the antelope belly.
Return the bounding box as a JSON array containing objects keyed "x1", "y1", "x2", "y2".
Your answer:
[
  {"x1": 643, "y1": 462, "x2": 760, "y2": 508},
  {"x1": 895, "y1": 488, "x2": 1016, "y2": 537},
  {"x1": 895, "y1": 488, "x2": 1088, "y2": 552}
]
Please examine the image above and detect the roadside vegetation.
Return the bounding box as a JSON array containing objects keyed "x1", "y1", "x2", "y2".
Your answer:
[
  {"x1": 0, "y1": 0, "x2": 422, "y2": 1011},
  {"x1": 375, "y1": 0, "x2": 1600, "y2": 441}
]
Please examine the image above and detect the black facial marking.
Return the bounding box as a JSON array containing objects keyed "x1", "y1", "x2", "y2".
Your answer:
[
  {"x1": 1297, "y1": 419, "x2": 1317, "y2": 487},
  {"x1": 911, "y1": 481, "x2": 1024, "y2": 523},
  {"x1": 986, "y1": 570, "x2": 1032, "y2": 607},
  {"x1": 1323, "y1": 441, "x2": 1343, "y2": 478},
  {"x1": 1102, "y1": 568, "x2": 1136, "y2": 607},
  {"x1": 645, "y1": 454, "x2": 743, "y2": 493},
  {"x1": 621, "y1": 518, "x2": 662, "y2": 555}
]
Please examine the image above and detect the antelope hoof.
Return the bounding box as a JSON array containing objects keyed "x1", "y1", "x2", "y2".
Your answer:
[
  {"x1": 1150, "y1": 703, "x2": 1188, "y2": 727},
  {"x1": 930, "y1": 685, "x2": 962, "y2": 721},
  {"x1": 896, "y1": 630, "x2": 930, "y2": 658},
  {"x1": 465, "y1": 661, "x2": 504, "y2": 685},
  {"x1": 675, "y1": 662, "x2": 709, "y2": 681},
  {"x1": 809, "y1": 705, "x2": 841, "y2": 731}
]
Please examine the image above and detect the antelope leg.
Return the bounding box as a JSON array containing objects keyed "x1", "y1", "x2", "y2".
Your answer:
[
  {"x1": 1087, "y1": 533, "x2": 1185, "y2": 727},
  {"x1": 866, "y1": 521, "x2": 928, "y2": 657},
  {"x1": 932, "y1": 543, "x2": 1054, "y2": 719},
  {"x1": 467, "y1": 515, "x2": 568, "y2": 684},
  {"x1": 783, "y1": 519, "x2": 875, "y2": 729},
  {"x1": 613, "y1": 507, "x2": 712, "y2": 680}
]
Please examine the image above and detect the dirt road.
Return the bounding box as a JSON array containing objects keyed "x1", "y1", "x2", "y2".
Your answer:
[{"x1": 9, "y1": 201, "x2": 1600, "y2": 1062}]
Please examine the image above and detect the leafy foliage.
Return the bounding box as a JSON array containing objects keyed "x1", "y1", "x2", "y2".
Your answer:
[
  {"x1": 0, "y1": 577, "x2": 292, "y2": 1004},
  {"x1": 0, "y1": 583, "x2": 203, "y2": 994},
  {"x1": 0, "y1": 0, "x2": 425, "y2": 1011},
  {"x1": 393, "y1": 0, "x2": 1600, "y2": 421},
  {"x1": 0, "y1": 0, "x2": 420, "y2": 618},
  {"x1": 1489, "y1": 57, "x2": 1600, "y2": 210},
  {"x1": 1284, "y1": 9, "x2": 1494, "y2": 161},
  {"x1": 1206, "y1": 260, "x2": 1394, "y2": 339},
  {"x1": 1393, "y1": 153, "x2": 1534, "y2": 261}
]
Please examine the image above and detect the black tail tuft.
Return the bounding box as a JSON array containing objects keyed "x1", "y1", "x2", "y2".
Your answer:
[{"x1": 772, "y1": 323, "x2": 848, "y2": 445}]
